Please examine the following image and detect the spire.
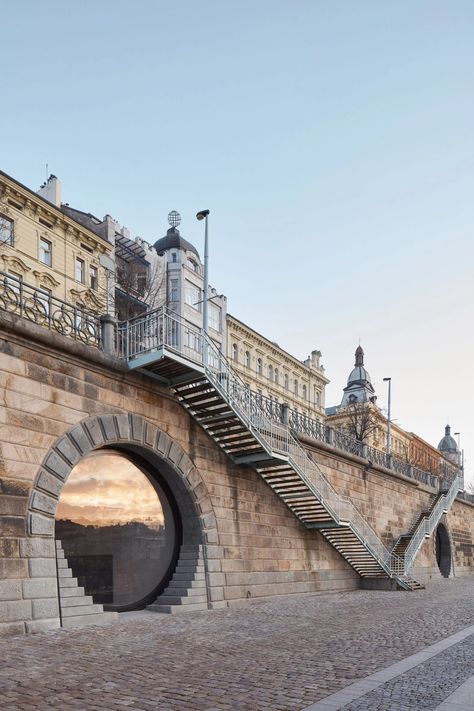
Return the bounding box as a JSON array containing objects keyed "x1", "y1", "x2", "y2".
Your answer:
[{"x1": 355, "y1": 345, "x2": 364, "y2": 367}]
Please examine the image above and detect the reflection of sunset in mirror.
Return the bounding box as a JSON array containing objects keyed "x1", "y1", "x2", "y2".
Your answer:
[{"x1": 56, "y1": 451, "x2": 165, "y2": 528}]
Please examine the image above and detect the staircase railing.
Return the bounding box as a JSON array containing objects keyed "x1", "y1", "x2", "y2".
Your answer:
[
  {"x1": 200, "y1": 330, "x2": 405, "y2": 579},
  {"x1": 403, "y1": 474, "x2": 463, "y2": 573},
  {"x1": 118, "y1": 309, "x2": 405, "y2": 579}
]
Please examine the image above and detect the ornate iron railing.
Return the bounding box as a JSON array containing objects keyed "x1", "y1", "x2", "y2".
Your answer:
[{"x1": 0, "y1": 271, "x2": 101, "y2": 347}]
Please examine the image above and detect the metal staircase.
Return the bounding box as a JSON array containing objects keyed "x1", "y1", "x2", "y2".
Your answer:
[
  {"x1": 391, "y1": 474, "x2": 463, "y2": 588},
  {"x1": 117, "y1": 309, "x2": 458, "y2": 591}
]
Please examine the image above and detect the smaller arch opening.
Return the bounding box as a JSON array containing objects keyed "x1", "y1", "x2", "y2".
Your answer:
[{"x1": 435, "y1": 523, "x2": 451, "y2": 578}]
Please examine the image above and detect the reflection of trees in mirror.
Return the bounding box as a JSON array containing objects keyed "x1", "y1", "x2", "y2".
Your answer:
[
  {"x1": 115, "y1": 256, "x2": 165, "y2": 321},
  {"x1": 55, "y1": 450, "x2": 177, "y2": 610}
]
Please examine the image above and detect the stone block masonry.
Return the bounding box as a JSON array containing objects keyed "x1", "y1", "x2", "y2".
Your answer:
[{"x1": 1, "y1": 310, "x2": 474, "y2": 635}]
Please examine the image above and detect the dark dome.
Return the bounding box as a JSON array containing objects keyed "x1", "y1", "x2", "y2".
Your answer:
[
  {"x1": 438, "y1": 425, "x2": 458, "y2": 454},
  {"x1": 153, "y1": 227, "x2": 200, "y2": 260}
]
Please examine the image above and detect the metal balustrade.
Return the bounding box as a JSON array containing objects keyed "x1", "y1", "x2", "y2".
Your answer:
[
  {"x1": 117, "y1": 308, "x2": 407, "y2": 581},
  {"x1": 403, "y1": 474, "x2": 464, "y2": 573},
  {"x1": 0, "y1": 271, "x2": 101, "y2": 347}
]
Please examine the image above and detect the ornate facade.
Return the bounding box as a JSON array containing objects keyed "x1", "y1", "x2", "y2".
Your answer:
[
  {"x1": 0, "y1": 171, "x2": 112, "y2": 314},
  {"x1": 227, "y1": 315, "x2": 328, "y2": 420}
]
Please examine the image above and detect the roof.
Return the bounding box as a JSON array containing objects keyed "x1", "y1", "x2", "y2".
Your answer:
[
  {"x1": 153, "y1": 227, "x2": 200, "y2": 260},
  {"x1": 0, "y1": 169, "x2": 111, "y2": 247}
]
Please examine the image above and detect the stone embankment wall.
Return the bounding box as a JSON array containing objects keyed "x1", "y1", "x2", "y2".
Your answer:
[{"x1": 0, "y1": 312, "x2": 473, "y2": 636}]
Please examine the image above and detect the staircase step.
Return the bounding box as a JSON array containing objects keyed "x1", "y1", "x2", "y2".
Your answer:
[
  {"x1": 164, "y1": 585, "x2": 206, "y2": 596},
  {"x1": 61, "y1": 611, "x2": 118, "y2": 629},
  {"x1": 60, "y1": 595, "x2": 94, "y2": 607},
  {"x1": 60, "y1": 586, "x2": 86, "y2": 598},
  {"x1": 154, "y1": 594, "x2": 208, "y2": 605},
  {"x1": 57, "y1": 558, "x2": 69, "y2": 569},
  {"x1": 168, "y1": 578, "x2": 206, "y2": 590},
  {"x1": 173, "y1": 572, "x2": 206, "y2": 582},
  {"x1": 175, "y1": 564, "x2": 205, "y2": 574},
  {"x1": 58, "y1": 577, "x2": 80, "y2": 589},
  {"x1": 61, "y1": 604, "x2": 104, "y2": 617},
  {"x1": 58, "y1": 568, "x2": 73, "y2": 578},
  {"x1": 147, "y1": 602, "x2": 208, "y2": 614}
]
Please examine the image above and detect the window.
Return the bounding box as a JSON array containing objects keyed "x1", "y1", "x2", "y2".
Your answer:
[
  {"x1": 302, "y1": 385, "x2": 307, "y2": 401},
  {"x1": 274, "y1": 369, "x2": 279, "y2": 385},
  {"x1": 39, "y1": 238, "x2": 52, "y2": 266},
  {"x1": 171, "y1": 252, "x2": 177, "y2": 263},
  {"x1": 268, "y1": 365, "x2": 273, "y2": 382},
  {"x1": 245, "y1": 350, "x2": 251, "y2": 368},
  {"x1": 294, "y1": 379, "x2": 298, "y2": 396},
  {"x1": 314, "y1": 386, "x2": 320, "y2": 407},
  {"x1": 209, "y1": 302, "x2": 221, "y2": 331},
  {"x1": 0, "y1": 215, "x2": 13, "y2": 246},
  {"x1": 187, "y1": 258, "x2": 199, "y2": 272},
  {"x1": 232, "y1": 343, "x2": 238, "y2": 362},
  {"x1": 90, "y1": 265, "x2": 98, "y2": 290},
  {"x1": 185, "y1": 281, "x2": 201, "y2": 310},
  {"x1": 257, "y1": 357, "x2": 263, "y2": 376},
  {"x1": 75, "y1": 258, "x2": 85, "y2": 283},
  {"x1": 169, "y1": 278, "x2": 179, "y2": 301},
  {"x1": 284, "y1": 374, "x2": 289, "y2": 390}
]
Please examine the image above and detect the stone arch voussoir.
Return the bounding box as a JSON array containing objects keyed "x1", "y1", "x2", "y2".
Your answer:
[{"x1": 27, "y1": 413, "x2": 218, "y2": 550}]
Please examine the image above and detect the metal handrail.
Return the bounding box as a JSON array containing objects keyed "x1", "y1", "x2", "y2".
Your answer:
[
  {"x1": 202, "y1": 335, "x2": 406, "y2": 578},
  {"x1": 117, "y1": 309, "x2": 406, "y2": 579},
  {"x1": 403, "y1": 474, "x2": 463, "y2": 572}
]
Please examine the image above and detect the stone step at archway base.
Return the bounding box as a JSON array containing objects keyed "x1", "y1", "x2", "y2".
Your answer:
[
  {"x1": 56, "y1": 540, "x2": 118, "y2": 629},
  {"x1": 147, "y1": 544, "x2": 209, "y2": 614}
]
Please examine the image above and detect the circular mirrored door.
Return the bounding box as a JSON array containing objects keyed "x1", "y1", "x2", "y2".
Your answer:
[{"x1": 55, "y1": 450, "x2": 178, "y2": 611}]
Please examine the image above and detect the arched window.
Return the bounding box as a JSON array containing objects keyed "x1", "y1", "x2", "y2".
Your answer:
[
  {"x1": 257, "y1": 358, "x2": 263, "y2": 376},
  {"x1": 245, "y1": 350, "x2": 251, "y2": 368},
  {"x1": 274, "y1": 369, "x2": 279, "y2": 385},
  {"x1": 268, "y1": 365, "x2": 273, "y2": 382},
  {"x1": 232, "y1": 343, "x2": 238, "y2": 362},
  {"x1": 284, "y1": 374, "x2": 289, "y2": 390},
  {"x1": 187, "y1": 258, "x2": 199, "y2": 272},
  {"x1": 294, "y1": 379, "x2": 298, "y2": 396},
  {"x1": 314, "y1": 386, "x2": 320, "y2": 406},
  {"x1": 302, "y1": 385, "x2": 307, "y2": 401}
]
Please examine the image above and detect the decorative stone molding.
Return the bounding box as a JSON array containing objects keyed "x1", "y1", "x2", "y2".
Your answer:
[
  {"x1": 0, "y1": 254, "x2": 30, "y2": 274},
  {"x1": 69, "y1": 288, "x2": 105, "y2": 310},
  {"x1": 31, "y1": 271, "x2": 60, "y2": 289}
]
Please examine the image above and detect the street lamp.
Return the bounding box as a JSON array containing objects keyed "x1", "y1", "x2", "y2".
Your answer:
[
  {"x1": 196, "y1": 210, "x2": 210, "y2": 365},
  {"x1": 383, "y1": 377, "x2": 392, "y2": 456}
]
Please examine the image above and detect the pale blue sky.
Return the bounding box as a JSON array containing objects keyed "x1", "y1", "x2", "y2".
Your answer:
[{"x1": 1, "y1": 1, "x2": 473, "y2": 480}]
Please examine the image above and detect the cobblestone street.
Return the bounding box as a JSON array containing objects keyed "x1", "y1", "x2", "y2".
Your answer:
[{"x1": 1, "y1": 578, "x2": 474, "y2": 711}]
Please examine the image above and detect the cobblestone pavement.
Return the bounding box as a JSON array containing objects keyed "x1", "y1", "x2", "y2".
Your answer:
[
  {"x1": 341, "y1": 632, "x2": 474, "y2": 710},
  {"x1": 1, "y1": 578, "x2": 474, "y2": 711}
]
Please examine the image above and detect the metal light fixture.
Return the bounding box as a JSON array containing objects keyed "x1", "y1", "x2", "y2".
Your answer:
[
  {"x1": 383, "y1": 377, "x2": 392, "y2": 456},
  {"x1": 196, "y1": 210, "x2": 210, "y2": 363}
]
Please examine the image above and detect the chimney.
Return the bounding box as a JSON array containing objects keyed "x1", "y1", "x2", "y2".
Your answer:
[{"x1": 37, "y1": 175, "x2": 62, "y2": 207}]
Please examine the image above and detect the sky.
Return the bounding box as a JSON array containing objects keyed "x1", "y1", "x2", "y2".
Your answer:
[
  {"x1": 1, "y1": 1, "x2": 473, "y2": 482},
  {"x1": 56, "y1": 452, "x2": 165, "y2": 527}
]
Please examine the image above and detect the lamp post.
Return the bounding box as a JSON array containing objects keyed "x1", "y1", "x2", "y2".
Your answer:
[
  {"x1": 196, "y1": 210, "x2": 210, "y2": 363},
  {"x1": 383, "y1": 377, "x2": 392, "y2": 456}
]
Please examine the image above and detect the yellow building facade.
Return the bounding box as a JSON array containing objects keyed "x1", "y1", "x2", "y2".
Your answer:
[
  {"x1": 227, "y1": 314, "x2": 329, "y2": 420},
  {"x1": 0, "y1": 171, "x2": 112, "y2": 316}
]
